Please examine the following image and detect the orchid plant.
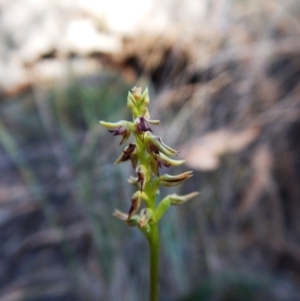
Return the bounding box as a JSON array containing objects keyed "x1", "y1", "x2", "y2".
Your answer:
[{"x1": 100, "y1": 87, "x2": 198, "y2": 301}]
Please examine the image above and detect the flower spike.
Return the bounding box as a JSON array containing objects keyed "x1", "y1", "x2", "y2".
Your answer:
[{"x1": 100, "y1": 86, "x2": 198, "y2": 301}]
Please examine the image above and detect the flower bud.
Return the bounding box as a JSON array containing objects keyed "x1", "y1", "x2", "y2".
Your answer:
[
  {"x1": 127, "y1": 91, "x2": 139, "y2": 117},
  {"x1": 132, "y1": 86, "x2": 142, "y2": 99},
  {"x1": 127, "y1": 91, "x2": 137, "y2": 106},
  {"x1": 155, "y1": 197, "x2": 171, "y2": 221},
  {"x1": 158, "y1": 171, "x2": 193, "y2": 187},
  {"x1": 139, "y1": 87, "x2": 150, "y2": 106},
  {"x1": 132, "y1": 87, "x2": 150, "y2": 118}
]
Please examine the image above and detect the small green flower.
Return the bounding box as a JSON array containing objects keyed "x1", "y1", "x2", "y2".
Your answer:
[
  {"x1": 134, "y1": 116, "x2": 160, "y2": 133},
  {"x1": 99, "y1": 120, "x2": 132, "y2": 145},
  {"x1": 115, "y1": 143, "x2": 138, "y2": 168},
  {"x1": 144, "y1": 132, "x2": 178, "y2": 157},
  {"x1": 150, "y1": 152, "x2": 185, "y2": 176},
  {"x1": 139, "y1": 208, "x2": 155, "y2": 227}
]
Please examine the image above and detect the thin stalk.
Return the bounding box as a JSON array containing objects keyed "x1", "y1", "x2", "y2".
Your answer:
[
  {"x1": 136, "y1": 137, "x2": 159, "y2": 301},
  {"x1": 148, "y1": 223, "x2": 159, "y2": 301},
  {"x1": 137, "y1": 135, "x2": 160, "y2": 301}
]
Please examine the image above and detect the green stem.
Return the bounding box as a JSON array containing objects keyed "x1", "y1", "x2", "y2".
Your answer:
[
  {"x1": 148, "y1": 223, "x2": 159, "y2": 301},
  {"x1": 135, "y1": 132, "x2": 160, "y2": 300}
]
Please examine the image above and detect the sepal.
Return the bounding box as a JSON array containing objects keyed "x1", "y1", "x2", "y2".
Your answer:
[
  {"x1": 169, "y1": 192, "x2": 199, "y2": 205},
  {"x1": 158, "y1": 171, "x2": 193, "y2": 187},
  {"x1": 99, "y1": 120, "x2": 128, "y2": 130}
]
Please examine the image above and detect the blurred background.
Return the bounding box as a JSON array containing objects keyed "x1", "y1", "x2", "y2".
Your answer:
[{"x1": 1, "y1": 0, "x2": 300, "y2": 300}]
